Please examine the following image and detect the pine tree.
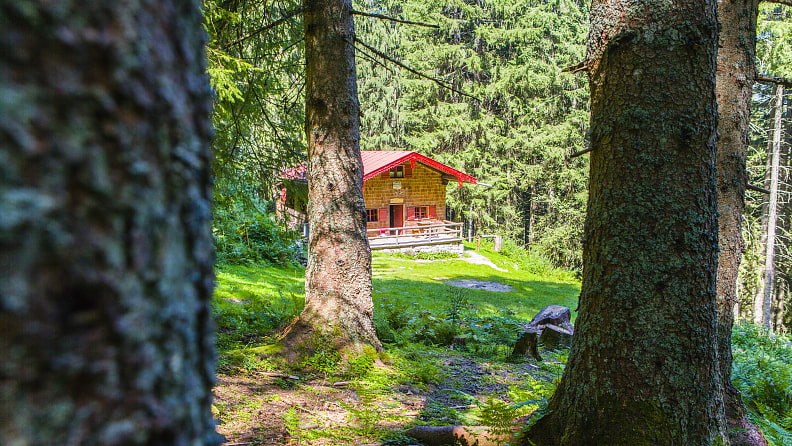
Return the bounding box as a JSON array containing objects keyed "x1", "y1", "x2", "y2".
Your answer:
[
  {"x1": 522, "y1": 0, "x2": 727, "y2": 443},
  {"x1": 0, "y1": 1, "x2": 218, "y2": 444},
  {"x1": 279, "y1": 0, "x2": 382, "y2": 357}
]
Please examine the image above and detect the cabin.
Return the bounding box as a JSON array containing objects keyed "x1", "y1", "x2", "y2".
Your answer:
[{"x1": 277, "y1": 151, "x2": 477, "y2": 253}]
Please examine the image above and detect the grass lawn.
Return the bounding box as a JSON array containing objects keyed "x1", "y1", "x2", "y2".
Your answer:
[
  {"x1": 213, "y1": 246, "x2": 580, "y2": 328},
  {"x1": 371, "y1": 251, "x2": 579, "y2": 322}
]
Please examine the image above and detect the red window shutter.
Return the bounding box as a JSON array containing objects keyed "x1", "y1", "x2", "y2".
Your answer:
[
  {"x1": 428, "y1": 205, "x2": 437, "y2": 219},
  {"x1": 406, "y1": 207, "x2": 416, "y2": 220},
  {"x1": 379, "y1": 208, "x2": 388, "y2": 224},
  {"x1": 381, "y1": 171, "x2": 389, "y2": 179},
  {"x1": 404, "y1": 164, "x2": 413, "y2": 178}
]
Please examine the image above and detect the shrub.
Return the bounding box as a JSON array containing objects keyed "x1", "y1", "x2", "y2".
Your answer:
[{"x1": 213, "y1": 201, "x2": 303, "y2": 266}]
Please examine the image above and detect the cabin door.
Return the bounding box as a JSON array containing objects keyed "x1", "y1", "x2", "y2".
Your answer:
[{"x1": 389, "y1": 205, "x2": 404, "y2": 233}]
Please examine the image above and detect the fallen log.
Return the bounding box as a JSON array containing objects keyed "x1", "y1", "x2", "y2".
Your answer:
[{"x1": 405, "y1": 425, "x2": 518, "y2": 446}]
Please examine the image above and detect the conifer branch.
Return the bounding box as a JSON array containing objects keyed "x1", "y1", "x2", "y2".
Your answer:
[
  {"x1": 757, "y1": 74, "x2": 792, "y2": 88},
  {"x1": 351, "y1": 10, "x2": 440, "y2": 28},
  {"x1": 355, "y1": 46, "x2": 394, "y2": 74},
  {"x1": 569, "y1": 147, "x2": 593, "y2": 158},
  {"x1": 221, "y1": 8, "x2": 306, "y2": 50},
  {"x1": 766, "y1": 0, "x2": 792, "y2": 6},
  {"x1": 353, "y1": 37, "x2": 480, "y2": 102},
  {"x1": 747, "y1": 183, "x2": 771, "y2": 194}
]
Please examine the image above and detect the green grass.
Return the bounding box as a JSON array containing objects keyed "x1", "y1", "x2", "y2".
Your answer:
[
  {"x1": 212, "y1": 247, "x2": 580, "y2": 369},
  {"x1": 213, "y1": 263, "x2": 304, "y2": 305},
  {"x1": 213, "y1": 248, "x2": 580, "y2": 324},
  {"x1": 371, "y1": 250, "x2": 580, "y2": 321}
]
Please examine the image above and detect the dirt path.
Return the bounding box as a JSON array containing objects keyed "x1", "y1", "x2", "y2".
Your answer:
[
  {"x1": 213, "y1": 351, "x2": 545, "y2": 445},
  {"x1": 461, "y1": 251, "x2": 508, "y2": 272}
]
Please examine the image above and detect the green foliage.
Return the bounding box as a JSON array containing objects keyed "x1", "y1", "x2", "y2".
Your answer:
[
  {"x1": 300, "y1": 347, "x2": 343, "y2": 377},
  {"x1": 375, "y1": 285, "x2": 528, "y2": 359},
  {"x1": 212, "y1": 263, "x2": 304, "y2": 372},
  {"x1": 467, "y1": 351, "x2": 567, "y2": 434},
  {"x1": 217, "y1": 348, "x2": 277, "y2": 375},
  {"x1": 390, "y1": 344, "x2": 446, "y2": 388},
  {"x1": 213, "y1": 199, "x2": 303, "y2": 266},
  {"x1": 732, "y1": 322, "x2": 792, "y2": 445},
  {"x1": 388, "y1": 251, "x2": 461, "y2": 261},
  {"x1": 355, "y1": 0, "x2": 591, "y2": 270}
]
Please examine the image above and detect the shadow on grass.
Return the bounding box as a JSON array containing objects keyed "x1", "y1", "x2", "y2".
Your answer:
[{"x1": 372, "y1": 276, "x2": 579, "y2": 322}]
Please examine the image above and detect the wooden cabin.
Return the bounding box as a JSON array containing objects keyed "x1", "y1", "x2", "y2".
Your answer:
[{"x1": 277, "y1": 151, "x2": 477, "y2": 252}]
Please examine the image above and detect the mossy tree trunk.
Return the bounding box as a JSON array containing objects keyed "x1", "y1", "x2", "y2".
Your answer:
[
  {"x1": 0, "y1": 1, "x2": 218, "y2": 445},
  {"x1": 281, "y1": 0, "x2": 381, "y2": 357},
  {"x1": 522, "y1": 1, "x2": 726, "y2": 444},
  {"x1": 715, "y1": 0, "x2": 769, "y2": 443}
]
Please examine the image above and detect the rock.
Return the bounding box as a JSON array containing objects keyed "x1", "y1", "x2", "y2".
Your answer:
[{"x1": 511, "y1": 305, "x2": 574, "y2": 359}]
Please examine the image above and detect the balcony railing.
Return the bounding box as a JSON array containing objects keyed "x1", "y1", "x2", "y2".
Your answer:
[{"x1": 366, "y1": 221, "x2": 463, "y2": 249}]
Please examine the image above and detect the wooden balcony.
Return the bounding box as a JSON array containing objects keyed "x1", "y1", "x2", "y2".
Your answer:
[{"x1": 367, "y1": 221, "x2": 463, "y2": 251}]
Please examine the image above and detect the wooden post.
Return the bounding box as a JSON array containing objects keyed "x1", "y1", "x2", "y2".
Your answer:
[
  {"x1": 476, "y1": 236, "x2": 480, "y2": 251},
  {"x1": 493, "y1": 235, "x2": 502, "y2": 252}
]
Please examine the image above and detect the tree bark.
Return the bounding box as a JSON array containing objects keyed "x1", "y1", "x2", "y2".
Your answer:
[
  {"x1": 523, "y1": 1, "x2": 726, "y2": 444},
  {"x1": 715, "y1": 0, "x2": 769, "y2": 442},
  {"x1": 281, "y1": 0, "x2": 381, "y2": 356},
  {"x1": 0, "y1": 1, "x2": 218, "y2": 445}
]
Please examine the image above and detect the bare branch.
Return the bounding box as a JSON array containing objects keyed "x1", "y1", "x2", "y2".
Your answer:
[
  {"x1": 757, "y1": 74, "x2": 792, "y2": 88},
  {"x1": 352, "y1": 10, "x2": 440, "y2": 28},
  {"x1": 561, "y1": 61, "x2": 588, "y2": 74},
  {"x1": 353, "y1": 37, "x2": 480, "y2": 102},
  {"x1": 747, "y1": 183, "x2": 771, "y2": 194},
  {"x1": 221, "y1": 8, "x2": 306, "y2": 50},
  {"x1": 569, "y1": 147, "x2": 593, "y2": 158}
]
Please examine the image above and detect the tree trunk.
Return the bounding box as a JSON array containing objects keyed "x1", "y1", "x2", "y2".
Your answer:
[
  {"x1": 523, "y1": 2, "x2": 726, "y2": 444},
  {"x1": 281, "y1": 0, "x2": 381, "y2": 357},
  {"x1": 0, "y1": 2, "x2": 218, "y2": 445},
  {"x1": 715, "y1": 0, "x2": 769, "y2": 442},
  {"x1": 755, "y1": 84, "x2": 785, "y2": 330}
]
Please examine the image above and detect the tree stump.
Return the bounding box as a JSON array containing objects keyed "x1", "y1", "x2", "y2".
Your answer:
[
  {"x1": 539, "y1": 324, "x2": 574, "y2": 351},
  {"x1": 511, "y1": 305, "x2": 574, "y2": 360}
]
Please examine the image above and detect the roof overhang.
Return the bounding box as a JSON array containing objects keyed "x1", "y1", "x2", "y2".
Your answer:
[{"x1": 363, "y1": 151, "x2": 476, "y2": 185}]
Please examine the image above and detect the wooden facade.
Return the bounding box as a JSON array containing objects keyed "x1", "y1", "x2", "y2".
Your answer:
[
  {"x1": 363, "y1": 162, "x2": 448, "y2": 232},
  {"x1": 277, "y1": 151, "x2": 476, "y2": 250}
]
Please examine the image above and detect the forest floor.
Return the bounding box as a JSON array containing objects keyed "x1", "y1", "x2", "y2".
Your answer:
[
  {"x1": 213, "y1": 348, "x2": 557, "y2": 445},
  {"x1": 212, "y1": 247, "x2": 578, "y2": 445}
]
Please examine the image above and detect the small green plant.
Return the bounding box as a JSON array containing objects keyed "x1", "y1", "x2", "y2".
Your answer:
[
  {"x1": 216, "y1": 349, "x2": 275, "y2": 375},
  {"x1": 391, "y1": 344, "x2": 445, "y2": 389},
  {"x1": 300, "y1": 347, "x2": 342, "y2": 376},
  {"x1": 282, "y1": 406, "x2": 304, "y2": 442},
  {"x1": 445, "y1": 287, "x2": 471, "y2": 324},
  {"x1": 476, "y1": 397, "x2": 522, "y2": 440},
  {"x1": 340, "y1": 399, "x2": 383, "y2": 438}
]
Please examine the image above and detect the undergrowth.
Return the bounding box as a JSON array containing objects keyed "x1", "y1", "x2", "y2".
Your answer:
[
  {"x1": 211, "y1": 246, "x2": 792, "y2": 444},
  {"x1": 732, "y1": 322, "x2": 792, "y2": 445}
]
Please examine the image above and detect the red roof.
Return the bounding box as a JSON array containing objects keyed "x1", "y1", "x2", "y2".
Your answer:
[
  {"x1": 361, "y1": 151, "x2": 476, "y2": 184},
  {"x1": 280, "y1": 151, "x2": 476, "y2": 185}
]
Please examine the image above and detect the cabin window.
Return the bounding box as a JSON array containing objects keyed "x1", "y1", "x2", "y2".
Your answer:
[
  {"x1": 389, "y1": 166, "x2": 404, "y2": 178},
  {"x1": 414, "y1": 206, "x2": 428, "y2": 219},
  {"x1": 366, "y1": 209, "x2": 379, "y2": 222}
]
